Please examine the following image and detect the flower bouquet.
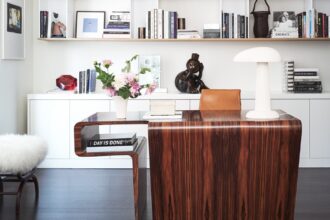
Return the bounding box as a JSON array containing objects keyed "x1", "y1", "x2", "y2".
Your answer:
[{"x1": 94, "y1": 55, "x2": 156, "y2": 118}]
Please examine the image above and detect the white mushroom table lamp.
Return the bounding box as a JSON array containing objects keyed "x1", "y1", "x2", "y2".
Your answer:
[{"x1": 234, "y1": 47, "x2": 281, "y2": 119}]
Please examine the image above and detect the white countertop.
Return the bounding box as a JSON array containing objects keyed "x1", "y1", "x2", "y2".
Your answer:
[{"x1": 27, "y1": 91, "x2": 330, "y2": 100}]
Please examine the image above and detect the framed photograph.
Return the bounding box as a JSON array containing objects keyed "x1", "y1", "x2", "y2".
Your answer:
[
  {"x1": 76, "y1": 11, "x2": 105, "y2": 38},
  {"x1": 1, "y1": 0, "x2": 25, "y2": 60},
  {"x1": 138, "y1": 55, "x2": 161, "y2": 88}
]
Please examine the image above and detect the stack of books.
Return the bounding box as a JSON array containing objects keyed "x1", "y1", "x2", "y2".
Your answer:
[
  {"x1": 284, "y1": 61, "x2": 295, "y2": 92},
  {"x1": 203, "y1": 24, "x2": 220, "y2": 38},
  {"x1": 78, "y1": 69, "x2": 96, "y2": 94},
  {"x1": 293, "y1": 68, "x2": 322, "y2": 93},
  {"x1": 146, "y1": 9, "x2": 178, "y2": 39},
  {"x1": 40, "y1": 11, "x2": 49, "y2": 38},
  {"x1": 221, "y1": 12, "x2": 248, "y2": 38},
  {"x1": 86, "y1": 133, "x2": 137, "y2": 152},
  {"x1": 177, "y1": 30, "x2": 200, "y2": 39},
  {"x1": 297, "y1": 10, "x2": 330, "y2": 38},
  {"x1": 103, "y1": 11, "x2": 131, "y2": 39}
]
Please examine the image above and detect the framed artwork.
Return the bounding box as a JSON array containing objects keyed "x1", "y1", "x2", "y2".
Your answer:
[
  {"x1": 138, "y1": 55, "x2": 161, "y2": 88},
  {"x1": 1, "y1": 0, "x2": 25, "y2": 60},
  {"x1": 76, "y1": 11, "x2": 105, "y2": 38}
]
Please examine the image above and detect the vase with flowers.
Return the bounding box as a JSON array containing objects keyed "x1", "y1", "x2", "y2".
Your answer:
[{"x1": 95, "y1": 55, "x2": 156, "y2": 118}]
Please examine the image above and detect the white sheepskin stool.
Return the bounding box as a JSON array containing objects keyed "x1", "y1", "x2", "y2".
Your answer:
[{"x1": 0, "y1": 134, "x2": 47, "y2": 216}]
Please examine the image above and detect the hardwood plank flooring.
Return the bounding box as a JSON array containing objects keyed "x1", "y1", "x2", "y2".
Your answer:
[{"x1": 0, "y1": 168, "x2": 329, "y2": 220}]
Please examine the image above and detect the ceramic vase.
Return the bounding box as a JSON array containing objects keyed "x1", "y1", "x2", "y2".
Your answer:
[{"x1": 112, "y1": 96, "x2": 128, "y2": 119}]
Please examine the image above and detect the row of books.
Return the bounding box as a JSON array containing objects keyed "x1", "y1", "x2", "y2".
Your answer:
[
  {"x1": 78, "y1": 69, "x2": 96, "y2": 94},
  {"x1": 103, "y1": 11, "x2": 131, "y2": 39},
  {"x1": 86, "y1": 133, "x2": 137, "y2": 152},
  {"x1": 285, "y1": 61, "x2": 322, "y2": 93},
  {"x1": 222, "y1": 12, "x2": 249, "y2": 39},
  {"x1": 146, "y1": 9, "x2": 178, "y2": 39},
  {"x1": 297, "y1": 9, "x2": 330, "y2": 38}
]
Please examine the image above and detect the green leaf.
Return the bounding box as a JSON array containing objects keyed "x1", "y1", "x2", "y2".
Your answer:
[
  {"x1": 117, "y1": 86, "x2": 131, "y2": 99},
  {"x1": 139, "y1": 67, "x2": 151, "y2": 74}
]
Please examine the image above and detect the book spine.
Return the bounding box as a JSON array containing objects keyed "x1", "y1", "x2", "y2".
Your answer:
[
  {"x1": 298, "y1": 13, "x2": 303, "y2": 38},
  {"x1": 241, "y1": 16, "x2": 245, "y2": 38},
  {"x1": 294, "y1": 72, "x2": 317, "y2": 76},
  {"x1": 174, "y1": 12, "x2": 178, "y2": 38},
  {"x1": 170, "y1": 12, "x2": 174, "y2": 39},
  {"x1": 158, "y1": 9, "x2": 163, "y2": 39},
  {"x1": 245, "y1": 16, "x2": 248, "y2": 38},
  {"x1": 294, "y1": 81, "x2": 322, "y2": 86},
  {"x1": 89, "y1": 70, "x2": 96, "y2": 92},
  {"x1": 164, "y1": 11, "x2": 169, "y2": 39},
  {"x1": 154, "y1": 9, "x2": 158, "y2": 39},
  {"x1": 326, "y1": 15, "x2": 329, "y2": 38},
  {"x1": 147, "y1": 11, "x2": 150, "y2": 39},
  {"x1": 40, "y1": 11, "x2": 44, "y2": 38},
  {"x1": 151, "y1": 10, "x2": 154, "y2": 39},
  {"x1": 323, "y1": 13, "x2": 326, "y2": 38},
  {"x1": 44, "y1": 11, "x2": 49, "y2": 38},
  {"x1": 88, "y1": 139, "x2": 136, "y2": 147},
  {"x1": 79, "y1": 71, "x2": 83, "y2": 94},
  {"x1": 86, "y1": 69, "x2": 90, "y2": 93},
  {"x1": 237, "y1": 15, "x2": 240, "y2": 39},
  {"x1": 303, "y1": 12, "x2": 306, "y2": 38},
  {"x1": 317, "y1": 12, "x2": 322, "y2": 37}
]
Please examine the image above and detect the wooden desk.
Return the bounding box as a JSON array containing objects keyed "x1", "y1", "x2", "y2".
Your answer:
[
  {"x1": 148, "y1": 110, "x2": 302, "y2": 220},
  {"x1": 74, "y1": 112, "x2": 148, "y2": 220},
  {"x1": 75, "y1": 110, "x2": 302, "y2": 220}
]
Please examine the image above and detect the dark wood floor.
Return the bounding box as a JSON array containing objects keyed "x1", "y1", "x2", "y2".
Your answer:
[{"x1": 0, "y1": 168, "x2": 329, "y2": 220}]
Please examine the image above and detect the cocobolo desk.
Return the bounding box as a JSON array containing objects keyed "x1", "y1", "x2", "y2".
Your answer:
[{"x1": 75, "y1": 110, "x2": 302, "y2": 220}]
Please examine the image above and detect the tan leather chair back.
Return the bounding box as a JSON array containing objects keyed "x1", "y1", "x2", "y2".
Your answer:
[{"x1": 199, "y1": 89, "x2": 241, "y2": 111}]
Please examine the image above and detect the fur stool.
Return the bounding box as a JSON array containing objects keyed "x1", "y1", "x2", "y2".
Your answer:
[{"x1": 0, "y1": 134, "x2": 47, "y2": 215}]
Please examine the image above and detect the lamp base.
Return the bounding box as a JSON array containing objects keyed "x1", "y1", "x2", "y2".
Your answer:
[{"x1": 246, "y1": 110, "x2": 280, "y2": 119}]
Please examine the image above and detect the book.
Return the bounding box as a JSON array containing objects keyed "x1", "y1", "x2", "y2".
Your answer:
[
  {"x1": 86, "y1": 139, "x2": 138, "y2": 152},
  {"x1": 87, "y1": 133, "x2": 137, "y2": 147},
  {"x1": 294, "y1": 81, "x2": 321, "y2": 86},
  {"x1": 294, "y1": 76, "x2": 320, "y2": 80}
]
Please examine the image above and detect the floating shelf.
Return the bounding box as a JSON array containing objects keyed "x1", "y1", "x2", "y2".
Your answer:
[{"x1": 37, "y1": 38, "x2": 330, "y2": 42}]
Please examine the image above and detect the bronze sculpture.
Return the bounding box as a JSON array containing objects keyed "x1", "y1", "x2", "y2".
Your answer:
[{"x1": 175, "y1": 53, "x2": 209, "y2": 93}]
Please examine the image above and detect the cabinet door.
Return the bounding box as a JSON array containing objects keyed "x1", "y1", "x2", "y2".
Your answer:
[
  {"x1": 272, "y1": 100, "x2": 310, "y2": 159},
  {"x1": 310, "y1": 100, "x2": 330, "y2": 158},
  {"x1": 69, "y1": 100, "x2": 110, "y2": 159},
  {"x1": 29, "y1": 100, "x2": 70, "y2": 159},
  {"x1": 190, "y1": 100, "x2": 200, "y2": 110},
  {"x1": 176, "y1": 100, "x2": 190, "y2": 110}
]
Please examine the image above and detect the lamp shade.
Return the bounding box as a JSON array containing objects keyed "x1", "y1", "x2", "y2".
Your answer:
[{"x1": 233, "y1": 47, "x2": 281, "y2": 63}]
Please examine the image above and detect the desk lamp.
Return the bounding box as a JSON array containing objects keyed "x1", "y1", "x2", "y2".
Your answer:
[{"x1": 233, "y1": 47, "x2": 281, "y2": 119}]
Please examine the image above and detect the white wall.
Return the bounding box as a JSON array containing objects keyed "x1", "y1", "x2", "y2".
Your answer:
[
  {"x1": 0, "y1": 1, "x2": 33, "y2": 134},
  {"x1": 32, "y1": 40, "x2": 330, "y2": 94}
]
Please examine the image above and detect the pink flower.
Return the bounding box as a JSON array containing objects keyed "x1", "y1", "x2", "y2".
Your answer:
[
  {"x1": 125, "y1": 73, "x2": 137, "y2": 83},
  {"x1": 130, "y1": 82, "x2": 141, "y2": 95},
  {"x1": 105, "y1": 87, "x2": 117, "y2": 96},
  {"x1": 103, "y1": 59, "x2": 113, "y2": 68},
  {"x1": 145, "y1": 83, "x2": 157, "y2": 95}
]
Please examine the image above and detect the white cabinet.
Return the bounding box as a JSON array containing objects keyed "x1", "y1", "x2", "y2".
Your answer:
[
  {"x1": 69, "y1": 100, "x2": 111, "y2": 159},
  {"x1": 272, "y1": 100, "x2": 310, "y2": 159},
  {"x1": 29, "y1": 100, "x2": 70, "y2": 159},
  {"x1": 310, "y1": 100, "x2": 330, "y2": 158}
]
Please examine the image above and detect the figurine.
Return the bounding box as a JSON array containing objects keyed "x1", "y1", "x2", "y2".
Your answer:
[
  {"x1": 51, "y1": 13, "x2": 66, "y2": 38},
  {"x1": 175, "y1": 53, "x2": 209, "y2": 93}
]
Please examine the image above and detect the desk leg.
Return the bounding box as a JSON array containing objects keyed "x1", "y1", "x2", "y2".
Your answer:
[{"x1": 131, "y1": 142, "x2": 147, "y2": 220}]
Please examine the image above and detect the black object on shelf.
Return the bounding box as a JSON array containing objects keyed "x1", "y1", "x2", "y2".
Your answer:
[{"x1": 251, "y1": 0, "x2": 270, "y2": 38}]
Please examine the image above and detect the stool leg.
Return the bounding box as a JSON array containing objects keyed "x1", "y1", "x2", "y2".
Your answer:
[
  {"x1": 0, "y1": 178, "x2": 3, "y2": 193},
  {"x1": 31, "y1": 175, "x2": 39, "y2": 200},
  {"x1": 16, "y1": 180, "x2": 27, "y2": 216}
]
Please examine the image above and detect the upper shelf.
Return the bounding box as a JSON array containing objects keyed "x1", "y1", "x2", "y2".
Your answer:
[{"x1": 38, "y1": 38, "x2": 330, "y2": 42}]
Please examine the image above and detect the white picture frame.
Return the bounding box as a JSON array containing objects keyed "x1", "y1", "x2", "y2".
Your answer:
[
  {"x1": 138, "y1": 55, "x2": 161, "y2": 88},
  {"x1": 1, "y1": 0, "x2": 25, "y2": 60},
  {"x1": 76, "y1": 11, "x2": 105, "y2": 38}
]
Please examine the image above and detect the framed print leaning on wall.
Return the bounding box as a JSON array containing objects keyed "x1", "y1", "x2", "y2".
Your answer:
[{"x1": 1, "y1": 0, "x2": 25, "y2": 60}]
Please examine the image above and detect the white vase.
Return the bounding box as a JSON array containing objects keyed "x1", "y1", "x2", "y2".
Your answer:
[{"x1": 112, "y1": 96, "x2": 128, "y2": 119}]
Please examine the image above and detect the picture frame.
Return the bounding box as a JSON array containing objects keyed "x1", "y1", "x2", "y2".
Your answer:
[
  {"x1": 138, "y1": 55, "x2": 161, "y2": 88},
  {"x1": 1, "y1": 0, "x2": 25, "y2": 60},
  {"x1": 76, "y1": 11, "x2": 105, "y2": 38}
]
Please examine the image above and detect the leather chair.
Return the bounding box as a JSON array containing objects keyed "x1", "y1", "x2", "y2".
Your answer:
[{"x1": 199, "y1": 89, "x2": 241, "y2": 110}]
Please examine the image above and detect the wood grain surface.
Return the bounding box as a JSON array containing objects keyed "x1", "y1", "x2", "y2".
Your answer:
[{"x1": 148, "y1": 110, "x2": 302, "y2": 220}]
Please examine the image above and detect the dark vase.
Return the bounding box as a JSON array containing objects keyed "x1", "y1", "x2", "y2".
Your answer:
[{"x1": 251, "y1": 0, "x2": 270, "y2": 38}]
